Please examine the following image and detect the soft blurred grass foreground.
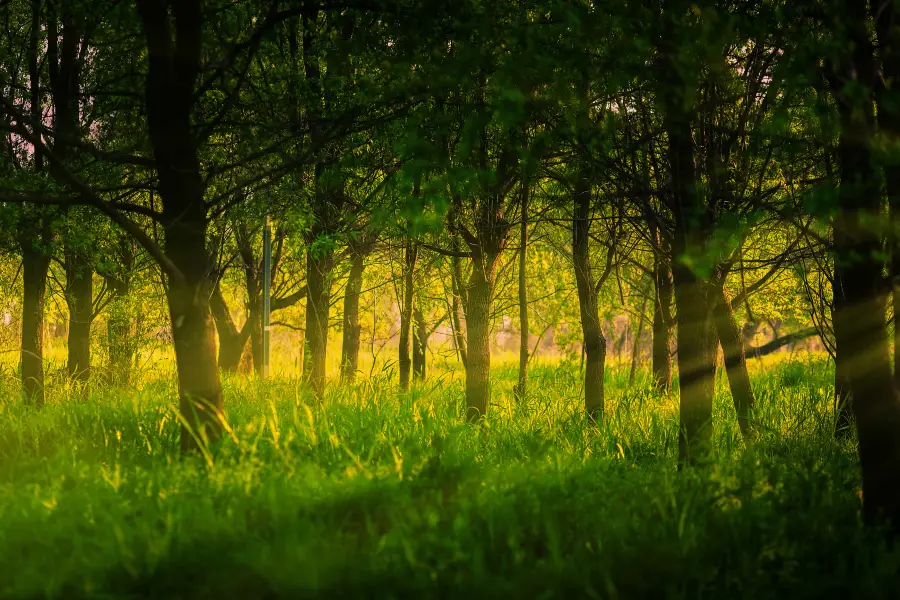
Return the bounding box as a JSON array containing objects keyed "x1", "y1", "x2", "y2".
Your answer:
[{"x1": 1, "y1": 356, "x2": 898, "y2": 599}]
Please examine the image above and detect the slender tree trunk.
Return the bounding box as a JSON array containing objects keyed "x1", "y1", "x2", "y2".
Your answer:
[
  {"x1": 712, "y1": 282, "x2": 756, "y2": 440},
  {"x1": 413, "y1": 305, "x2": 426, "y2": 381},
  {"x1": 399, "y1": 241, "x2": 416, "y2": 391},
  {"x1": 629, "y1": 292, "x2": 649, "y2": 386},
  {"x1": 304, "y1": 249, "x2": 334, "y2": 396},
  {"x1": 65, "y1": 249, "x2": 92, "y2": 382},
  {"x1": 465, "y1": 252, "x2": 494, "y2": 420},
  {"x1": 341, "y1": 248, "x2": 366, "y2": 382},
  {"x1": 652, "y1": 243, "x2": 674, "y2": 391},
  {"x1": 573, "y1": 169, "x2": 605, "y2": 420},
  {"x1": 106, "y1": 275, "x2": 132, "y2": 386},
  {"x1": 515, "y1": 183, "x2": 529, "y2": 402},
  {"x1": 450, "y1": 251, "x2": 468, "y2": 368},
  {"x1": 21, "y1": 244, "x2": 50, "y2": 405}
]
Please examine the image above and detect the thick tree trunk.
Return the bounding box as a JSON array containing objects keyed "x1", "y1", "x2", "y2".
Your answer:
[
  {"x1": 465, "y1": 254, "x2": 494, "y2": 420},
  {"x1": 573, "y1": 170, "x2": 605, "y2": 420},
  {"x1": 673, "y1": 269, "x2": 718, "y2": 464},
  {"x1": 712, "y1": 282, "x2": 756, "y2": 440},
  {"x1": 652, "y1": 241, "x2": 674, "y2": 391},
  {"x1": 65, "y1": 249, "x2": 93, "y2": 382},
  {"x1": 399, "y1": 241, "x2": 416, "y2": 391},
  {"x1": 341, "y1": 249, "x2": 366, "y2": 382},
  {"x1": 413, "y1": 306, "x2": 426, "y2": 381},
  {"x1": 21, "y1": 244, "x2": 50, "y2": 405},
  {"x1": 304, "y1": 250, "x2": 333, "y2": 396},
  {"x1": 831, "y1": 0, "x2": 900, "y2": 527},
  {"x1": 139, "y1": 0, "x2": 223, "y2": 451},
  {"x1": 166, "y1": 269, "x2": 222, "y2": 452},
  {"x1": 660, "y1": 51, "x2": 716, "y2": 464},
  {"x1": 515, "y1": 183, "x2": 529, "y2": 402}
]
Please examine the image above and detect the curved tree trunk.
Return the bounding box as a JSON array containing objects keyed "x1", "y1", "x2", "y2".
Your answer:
[
  {"x1": 304, "y1": 249, "x2": 334, "y2": 396},
  {"x1": 65, "y1": 249, "x2": 93, "y2": 382},
  {"x1": 712, "y1": 283, "x2": 756, "y2": 440},
  {"x1": 341, "y1": 248, "x2": 366, "y2": 382},
  {"x1": 573, "y1": 169, "x2": 605, "y2": 420},
  {"x1": 21, "y1": 244, "x2": 50, "y2": 405}
]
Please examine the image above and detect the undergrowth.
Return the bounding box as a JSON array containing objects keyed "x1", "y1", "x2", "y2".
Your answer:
[{"x1": 0, "y1": 357, "x2": 897, "y2": 599}]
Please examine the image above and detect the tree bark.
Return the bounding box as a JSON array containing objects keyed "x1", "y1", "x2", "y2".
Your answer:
[
  {"x1": 20, "y1": 243, "x2": 50, "y2": 405},
  {"x1": 712, "y1": 282, "x2": 756, "y2": 440},
  {"x1": 465, "y1": 251, "x2": 495, "y2": 420},
  {"x1": 399, "y1": 241, "x2": 417, "y2": 391},
  {"x1": 341, "y1": 247, "x2": 366, "y2": 382},
  {"x1": 65, "y1": 248, "x2": 92, "y2": 382},
  {"x1": 304, "y1": 249, "x2": 334, "y2": 396}
]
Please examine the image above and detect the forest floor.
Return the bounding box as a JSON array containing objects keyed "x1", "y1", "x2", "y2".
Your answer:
[{"x1": 1, "y1": 356, "x2": 898, "y2": 599}]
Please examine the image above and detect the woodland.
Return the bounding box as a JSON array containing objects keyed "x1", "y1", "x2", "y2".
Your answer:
[{"x1": 2, "y1": 0, "x2": 900, "y2": 598}]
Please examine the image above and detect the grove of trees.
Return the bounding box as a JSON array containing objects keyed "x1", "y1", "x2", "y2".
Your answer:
[{"x1": 2, "y1": 0, "x2": 900, "y2": 532}]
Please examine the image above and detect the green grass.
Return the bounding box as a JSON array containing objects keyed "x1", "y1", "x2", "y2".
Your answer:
[{"x1": 0, "y1": 357, "x2": 898, "y2": 599}]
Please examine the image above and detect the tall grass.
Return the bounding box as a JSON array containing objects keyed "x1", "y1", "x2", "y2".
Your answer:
[{"x1": 0, "y1": 356, "x2": 897, "y2": 599}]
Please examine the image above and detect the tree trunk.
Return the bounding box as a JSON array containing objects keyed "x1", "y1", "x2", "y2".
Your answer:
[
  {"x1": 413, "y1": 306, "x2": 427, "y2": 381},
  {"x1": 210, "y1": 284, "x2": 250, "y2": 373},
  {"x1": 341, "y1": 248, "x2": 366, "y2": 382},
  {"x1": 831, "y1": 0, "x2": 900, "y2": 527},
  {"x1": 65, "y1": 248, "x2": 93, "y2": 382},
  {"x1": 465, "y1": 253, "x2": 494, "y2": 420},
  {"x1": 304, "y1": 249, "x2": 333, "y2": 396},
  {"x1": 399, "y1": 241, "x2": 416, "y2": 391},
  {"x1": 450, "y1": 250, "x2": 468, "y2": 368},
  {"x1": 106, "y1": 275, "x2": 132, "y2": 386},
  {"x1": 573, "y1": 169, "x2": 605, "y2": 420},
  {"x1": 629, "y1": 291, "x2": 649, "y2": 386},
  {"x1": 712, "y1": 282, "x2": 756, "y2": 440},
  {"x1": 139, "y1": 0, "x2": 223, "y2": 451},
  {"x1": 21, "y1": 244, "x2": 50, "y2": 405},
  {"x1": 652, "y1": 236, "x2": 674, "y2": 391},
  {"x1": 515, "y1": 182, "x2": 529, "y2": 402},
  {"x1": 660, "y1": 48, "x2": 716, "y2": 464}
]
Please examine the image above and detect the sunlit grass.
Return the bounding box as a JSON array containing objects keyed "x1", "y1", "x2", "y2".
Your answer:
[{"x1": 0, "y1": 355, "x2": 897, "y2": 599}]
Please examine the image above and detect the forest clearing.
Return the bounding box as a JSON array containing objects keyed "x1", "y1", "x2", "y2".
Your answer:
[{"x1": 3, "y1": 0, "x2": 900, "y2": 597}]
